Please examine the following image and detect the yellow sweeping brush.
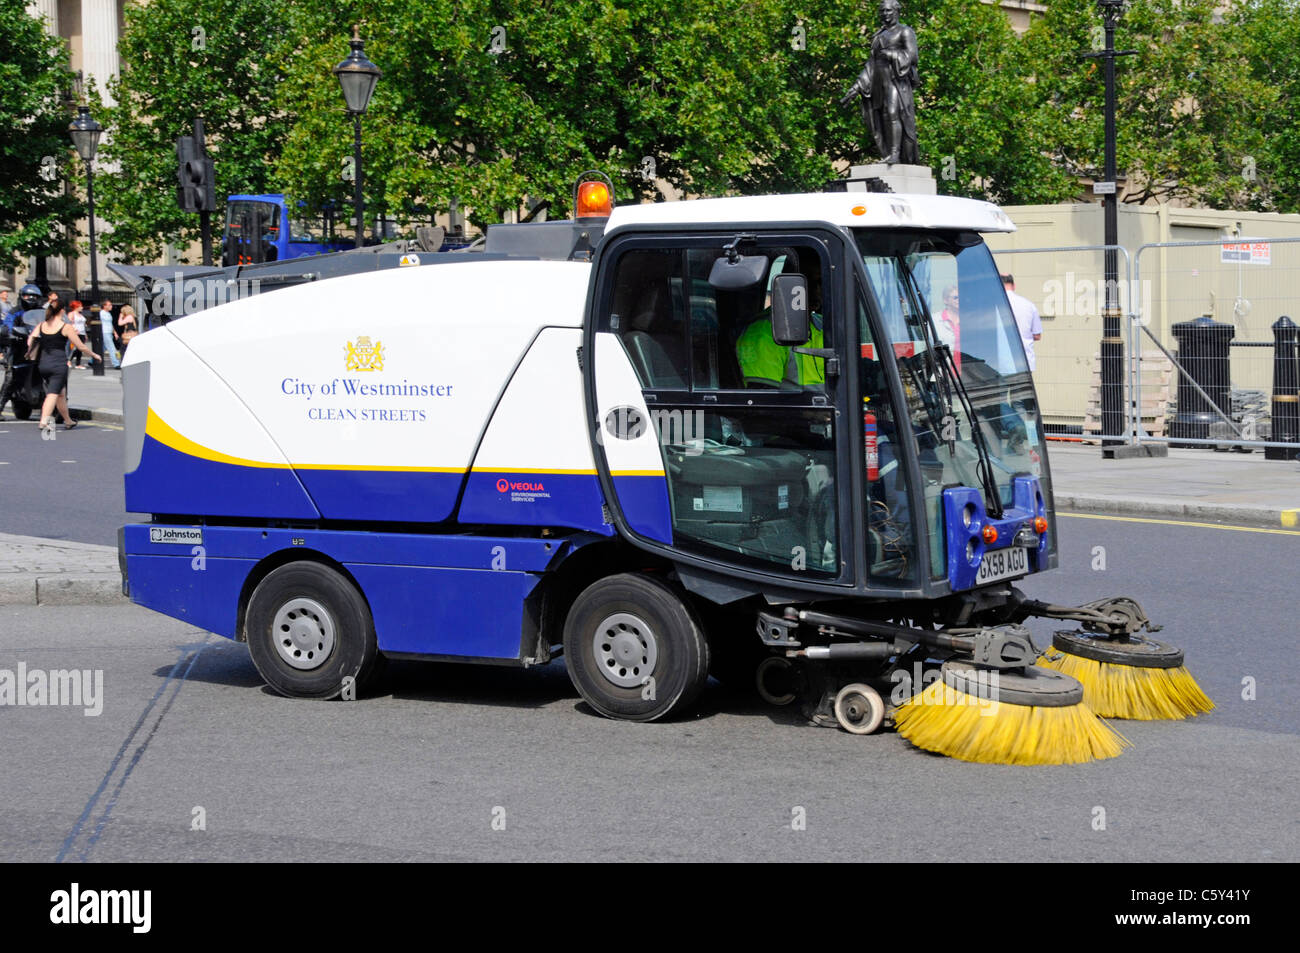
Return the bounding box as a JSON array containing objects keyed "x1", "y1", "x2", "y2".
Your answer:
[
  {"x1": 1038, "y1": 631, "x2": 1213, "y2": 720},
  {"x1": 893, "y1": 661, "x2": 1130, "y2": 765}
]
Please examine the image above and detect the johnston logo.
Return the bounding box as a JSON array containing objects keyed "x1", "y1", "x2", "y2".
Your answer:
[
  {"x1": 344, "y1": 336, "x2": 385, "y2": 372},
  {"x1": 49, "y1": 883, "x2": 151, "y2": 933},
  {"x1": 149, "y1": 526, "x2": 203, "y2": 545}
]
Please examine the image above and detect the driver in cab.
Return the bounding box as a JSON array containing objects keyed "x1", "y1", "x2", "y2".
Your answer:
[{"x1": 735, "y1": 262, "x2": 825, "y2": 390}]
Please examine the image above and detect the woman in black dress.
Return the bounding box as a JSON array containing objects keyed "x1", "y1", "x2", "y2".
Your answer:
[{"x1": 26, "y1": 301, "x2": 98, "y2": 434}]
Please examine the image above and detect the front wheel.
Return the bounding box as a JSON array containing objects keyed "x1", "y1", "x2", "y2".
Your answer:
[
  {"x1": 245, "y1": 562, "x2": 383, "y2": 699},
  {"x1": 11, "y1": 399, "x2": 31, "y2": 421},
  {"x1": 562, "y1": 573, "x2": 710, "y2": 722}
]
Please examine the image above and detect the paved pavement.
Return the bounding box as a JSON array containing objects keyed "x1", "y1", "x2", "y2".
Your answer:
[
  {"x1": 1049, "y1": 444, "x2": 1300, "y2": 529},
  {"x1": 63, "y1": 366, "x2": 123, "y2": 425},
  {"x1": 0, "y1": 532, "x2": 124, "y2": 607},
  {"x1": 0, "y1": 373, "x2": 1293, "y2": 606}
]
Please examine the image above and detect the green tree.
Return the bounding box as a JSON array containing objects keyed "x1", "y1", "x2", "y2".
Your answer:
[
  {"x1": 1228, "y1": 0, "x2": 1300, "y2": 212},
  {"x1": 1023, "y1": 0, "x2": 1273, "y2": 208},
  {"x1": 272, "y1": 0, "x2": 1063, "y2": 228},
  {"x1": 97, "y1": 0, "x2": 295, "y2": 262},
  {"x1": 0, "y1": 0, "x2": 84, "y2": 270}
]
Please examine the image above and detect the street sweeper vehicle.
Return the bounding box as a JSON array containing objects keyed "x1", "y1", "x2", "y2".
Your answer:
[{"x1": 117, "y1": 175, "x2": 1212, "y2": 765}]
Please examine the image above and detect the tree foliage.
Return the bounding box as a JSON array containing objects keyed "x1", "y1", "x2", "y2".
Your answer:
[
  {"x1": 1024, "y1": 0, "x2": 1275, "y2": 207},
  {"x1": 0, "y1": 0, "x2": 84, "y2": 269},
  {"x1": 79, "y1": 0, "x2": 1300, "y2": 259},
  {"x1": 96, "y1": 0, "x2": 294, "y2": 262},
  {"x1": 1228, "y1": 0, "x2": 1300, "y2": 212}
]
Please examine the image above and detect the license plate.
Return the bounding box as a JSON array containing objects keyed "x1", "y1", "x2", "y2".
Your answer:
[{"x1": 975, "y1": 546, "x2": 1028, "y2": 585}]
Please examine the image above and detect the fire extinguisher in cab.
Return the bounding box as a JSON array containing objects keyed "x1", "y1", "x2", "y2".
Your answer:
[{"x1": 863, "y1": 398, "x2": 879, "y2": 482}]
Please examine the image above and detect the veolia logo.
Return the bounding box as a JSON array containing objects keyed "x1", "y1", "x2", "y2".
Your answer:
[{"x1": 497, "y1": 477, "x2": 545, "y2": 492}]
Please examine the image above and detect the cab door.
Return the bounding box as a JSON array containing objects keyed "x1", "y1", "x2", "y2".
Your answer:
[{"x1": 586, "y1": 230, "x2": 857, "y2": 589}]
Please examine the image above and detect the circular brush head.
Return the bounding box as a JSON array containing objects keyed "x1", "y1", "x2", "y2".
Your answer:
[
  {"x1": 893, "y1": 661, "x2": 1130, "y2": 765},
  {"x1": 1040, "y1": 632, "x2": 1214, "y2": 720}
]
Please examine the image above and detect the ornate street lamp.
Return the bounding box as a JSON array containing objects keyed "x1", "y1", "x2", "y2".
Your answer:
[
  {"x1": 334, "y1": 26, "x2": 382, "y2": 248},
  {"x1": 68, "y1": 104, "x2": 103, "y2": 304}
]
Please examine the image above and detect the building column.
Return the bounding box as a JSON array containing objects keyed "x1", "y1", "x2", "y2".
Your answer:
[
  {"x1": 80, "y1": 0, "x2": 119, "y2": 107},
  {"x1": 74, "y1": 0, "x2": 120, "y2": 294},
  {"x1": 24, "y1": 1, "x2": 59, "y2": 33}
]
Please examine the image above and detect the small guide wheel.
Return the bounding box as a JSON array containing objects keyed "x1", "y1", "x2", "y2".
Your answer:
[{"x1": 833, "y1": 683, "x2": 885, "y2": 735}]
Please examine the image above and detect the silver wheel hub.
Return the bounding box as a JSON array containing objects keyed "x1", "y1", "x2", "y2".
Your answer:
[
  {"x1": 273, "y1": 598, "x2": 336, "y2": 670},
  {"x1": 593, "y1": 612, "x2": 658, "y2": 688}
]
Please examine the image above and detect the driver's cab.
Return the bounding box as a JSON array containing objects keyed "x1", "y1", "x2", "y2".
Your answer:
[
  {"x1": 593, "y1": 229, "x2": 902, "y2": 591},
  {"x1": 588, "y1": 217, "x2": 1053, "y2": 602}
]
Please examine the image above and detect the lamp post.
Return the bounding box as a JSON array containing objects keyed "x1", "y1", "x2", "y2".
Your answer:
[
  {"x1": 333, "y1": 26, "x2": 382, "y2": 249},
  {"x1": 1085, "y1": 0, "x2": 1137, "y2": 453},
  {"x1": 68, "y1": 104, "x2": 103, "y2": 304}
]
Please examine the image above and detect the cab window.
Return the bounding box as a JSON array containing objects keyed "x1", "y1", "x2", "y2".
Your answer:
[{"x1": 603, "y1": 239, "x2": 841, "y2": 578}]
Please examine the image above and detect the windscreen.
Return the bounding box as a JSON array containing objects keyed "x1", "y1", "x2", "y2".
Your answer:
[
  {"x1": 855, "y1": 229, "x2": 1049, "y2": 579},
  {"x1": 223, "y1": 200, "x2": 281, "y2": 265}
]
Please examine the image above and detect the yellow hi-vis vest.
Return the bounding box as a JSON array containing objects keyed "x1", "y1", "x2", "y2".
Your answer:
[{"x1": 736, "y1": 317, "x2": 825, "y2": 387}]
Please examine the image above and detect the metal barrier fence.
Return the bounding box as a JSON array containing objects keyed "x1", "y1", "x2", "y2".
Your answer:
[
  {"x1": 991, "y1": 244, "x2": 1134, "y2": 441},
  {"x1": 1134, "y1": 237, "x2": 1300, "y2": 455}
]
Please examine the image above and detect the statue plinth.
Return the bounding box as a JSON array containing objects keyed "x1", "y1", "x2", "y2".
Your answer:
[{"x1": 848, "y1": 163, "x2": 937, "y2": 196}]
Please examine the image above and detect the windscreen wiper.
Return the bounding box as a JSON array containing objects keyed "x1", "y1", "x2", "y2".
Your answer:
[
  {"x1": 900, "y1": 262, "x2": 1004, "y2": 519},
  {"x1": 935, "y1": 340, "x2": 1004, "y2": 518}
]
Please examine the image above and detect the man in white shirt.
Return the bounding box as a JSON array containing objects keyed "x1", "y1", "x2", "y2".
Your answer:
[{"x1": 1001, "y1": 274, "x2": 1042, "y2": 371}]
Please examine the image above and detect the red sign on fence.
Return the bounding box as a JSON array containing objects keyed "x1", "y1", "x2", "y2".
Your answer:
[{"x1": 1220, "y1": 241, "x2": 1271, "y2": 265}]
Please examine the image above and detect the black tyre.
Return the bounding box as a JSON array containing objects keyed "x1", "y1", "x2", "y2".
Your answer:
[
  {"x1": 562, "y1": 572, "x2": 710, "y2": 722},
  {"x1": 245, "y1": 562, "x2": 383, "y2": 699},
  {"x1": 11, "y1": 400, "x2": 32, "y2": 421}
]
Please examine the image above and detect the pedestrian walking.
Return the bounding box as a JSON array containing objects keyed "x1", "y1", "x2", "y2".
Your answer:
[
  {"x1": 26, "y1": 301, "x2": 98, "y2": 434},
  {"x1": 1001, "y1": 274, "x2": 1043, "y2": 372},
  {"x1": 98, "y1": 297, "x2": 121, "y2": 369},
  {"x1": 117, "y1": 305, "x2": 138, "y2": 355},
  {"x1": 69, "y1": 300, "x2": 88, "y2": 368}
]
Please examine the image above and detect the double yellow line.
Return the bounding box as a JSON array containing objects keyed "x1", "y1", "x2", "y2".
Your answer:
[{"x1": 1061, "y1": 511, "x2": 1300, "y2": 537}]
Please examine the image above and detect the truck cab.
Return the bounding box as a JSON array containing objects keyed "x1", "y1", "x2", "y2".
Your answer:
[
  {"x1": 587, "y1": 193, "x2": 1053, "y2": 608},
  {"x1": 222, "y1": 194, "x2": 353, "y2": 266}
]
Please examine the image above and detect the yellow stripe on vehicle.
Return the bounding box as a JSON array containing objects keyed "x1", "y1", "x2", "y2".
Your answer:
[{"x1": 145, "y1": 408, "x2": 464, "y2": 473}]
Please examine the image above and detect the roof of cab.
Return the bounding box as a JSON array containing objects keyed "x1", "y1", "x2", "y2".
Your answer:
[{"x1": 603, "y1": 191, "x2": 1016, "y2": 236}]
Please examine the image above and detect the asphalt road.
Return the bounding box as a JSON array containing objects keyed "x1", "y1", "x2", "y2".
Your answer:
[
  {"x1": 0, "y1": 417, "x2": 134, "y2": 546},
  {"x1": 0, "y1": 513, "x2": 1296, "y2": 862}
]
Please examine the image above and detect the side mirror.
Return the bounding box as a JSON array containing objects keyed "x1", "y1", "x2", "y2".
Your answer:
[
  {"x1": 708, "y1": 254, "x2": 768, "y2": 291},
  {"x1": 771, "y1": 274, "x2": 810, "y2": 345}
]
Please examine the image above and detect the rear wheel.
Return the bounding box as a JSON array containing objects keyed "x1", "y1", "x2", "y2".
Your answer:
[
  {"x1": 246, "y1": 562, "x2": 383, "y2": 699},
  {"x1": 563, "y1": 573, "x2": 710, "y2": 722},
  {"x1": 11, "y1": 400, "x2": 31, "y2": 421}
]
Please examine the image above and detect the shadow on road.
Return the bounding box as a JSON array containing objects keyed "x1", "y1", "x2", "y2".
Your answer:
[{"x1": 145, "y1": 641, "x2": 818, "y2": 728}]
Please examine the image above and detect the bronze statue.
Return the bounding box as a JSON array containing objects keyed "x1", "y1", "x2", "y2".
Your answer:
[{"x1": 840, "y1": 0, "x2": 919, "y2": 165}]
